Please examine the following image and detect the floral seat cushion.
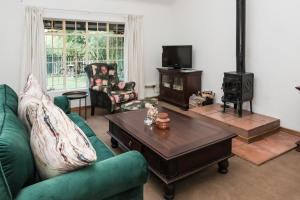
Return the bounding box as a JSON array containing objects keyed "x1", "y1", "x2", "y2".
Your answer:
[{"x1": 110, "y1": 90, "x2": 137, "y2": 104}]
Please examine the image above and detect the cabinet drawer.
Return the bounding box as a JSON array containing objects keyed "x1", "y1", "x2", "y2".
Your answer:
[{"x1": 110, "y1": 123, "x2": 142, "y2": 152}]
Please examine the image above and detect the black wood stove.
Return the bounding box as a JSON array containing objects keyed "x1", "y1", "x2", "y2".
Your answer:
[{"x1": 222, "y1": 0, "x2": 254, "y2": 117}]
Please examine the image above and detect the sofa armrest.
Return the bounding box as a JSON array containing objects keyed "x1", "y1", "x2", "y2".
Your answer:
[
  {"x1": 16, "y1": 151, "x2": 148, "y2": 200},
  {"x1": 54, "y1": 96, "x2": 71, "y2": 114}
]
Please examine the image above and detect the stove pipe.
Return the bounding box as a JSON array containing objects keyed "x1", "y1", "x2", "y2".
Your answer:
[{"x1": 236, "y1": 0, "x2": 246, "y2": 73}]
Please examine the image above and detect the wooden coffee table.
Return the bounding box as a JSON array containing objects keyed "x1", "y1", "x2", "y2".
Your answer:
[{"x1": 105, "y1": 107, "x2": 235, "y2": 200}]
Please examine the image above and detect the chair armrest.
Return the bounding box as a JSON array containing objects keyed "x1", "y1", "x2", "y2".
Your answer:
[
  {"x1": 91, "y1": 85, "x2": 111, "y2": 94},
  {"x1": 54, "y1": 96, "x2": 71, "y2": 114},
  {"x1": 124, "y1": 81, "x2": 136, "y2": 91},
  {"x1": 16, "y1": 151, "x2": 148, "y2": 200}
]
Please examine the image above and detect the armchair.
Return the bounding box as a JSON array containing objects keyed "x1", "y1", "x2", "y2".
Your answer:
[{"x1": 85, "y1": 63, "x2": 137, "y2": 114}]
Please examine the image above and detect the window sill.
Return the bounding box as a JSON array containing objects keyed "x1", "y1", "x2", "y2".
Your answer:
[{"x1": 47, "y1": 88, "x2": 88, "y2": 95}]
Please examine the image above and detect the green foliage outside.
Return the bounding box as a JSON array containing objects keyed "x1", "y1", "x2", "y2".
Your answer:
[{"x1": 46, "y1": 31, "x2": 125, "y2": 91}]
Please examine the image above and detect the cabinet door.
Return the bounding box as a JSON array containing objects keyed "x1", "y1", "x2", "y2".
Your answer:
[
  {"x1": 173, "y1": 76, "x2": 184, "y2": 91},
  {"x1": 161, "y1": 74, "x2": 172, "y2": 88}
]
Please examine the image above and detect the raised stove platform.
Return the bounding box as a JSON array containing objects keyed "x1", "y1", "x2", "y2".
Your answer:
[{"x1": 190, "y1": 104, "x2": 280, "y2": 143}]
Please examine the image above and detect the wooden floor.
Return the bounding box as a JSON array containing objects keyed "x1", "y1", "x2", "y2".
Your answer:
[{"x1": 189, "y1": 104, "x2": 280, "y2": 143}]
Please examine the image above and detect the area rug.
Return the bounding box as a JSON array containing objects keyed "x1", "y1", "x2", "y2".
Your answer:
[{"x1": 232, "y1": 131, "x2": 300, "y2": 165}]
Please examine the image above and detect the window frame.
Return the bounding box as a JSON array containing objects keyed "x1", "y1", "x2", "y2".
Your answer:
[{"x1": 43, "y1": 10, "x2": 128, "y2": 93}]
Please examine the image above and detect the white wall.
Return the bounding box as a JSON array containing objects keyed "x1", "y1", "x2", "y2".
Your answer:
[
  {"x1": 2, "y1": 0, "x2": 300, "y2": 131},
  {"x1": 0, "y1": 0, "x2": 173, "y2": 98},
  {"x1": 170, "y1": 0, "x2": 300, "y2": 131}
]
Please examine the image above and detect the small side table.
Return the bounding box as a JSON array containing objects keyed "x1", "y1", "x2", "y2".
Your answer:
[{"x1": 63, "y1": 91, "x2": 88, "y2": 120}]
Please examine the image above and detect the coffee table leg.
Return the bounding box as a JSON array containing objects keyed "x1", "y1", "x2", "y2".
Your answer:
[
  {"x1": 218, "y1": 159, "x2": 229, "y2": 174},
  {"x1": 111, "y1": 137, "x2": 119, "y2": 148},
  {"x1": 164, "y1": 183, "x2": 175, "y2": 200}
]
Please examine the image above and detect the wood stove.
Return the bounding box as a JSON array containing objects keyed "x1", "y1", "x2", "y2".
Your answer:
[{"x1": 222, "y1": 0, "x2": 254, "y2": 117}]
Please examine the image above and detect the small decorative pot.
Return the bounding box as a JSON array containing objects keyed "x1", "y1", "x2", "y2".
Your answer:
[{"x1": 156, "y1": 112, "x2": 170, "y2": 130}]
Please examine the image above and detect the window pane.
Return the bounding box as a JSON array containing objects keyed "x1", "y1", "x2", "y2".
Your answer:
[
  {"x1": 76, "y1": 21, "x2": 86, "y2": 31},
  {"x1": 66, "y1": 21, "x2": 75, "y2": 32},
  {"x1": 117, "y1": 37, "x2": 124, "y2": 46},
  {"x1": 117, "y1": 60, "x2": 124, "y2": 80},
  {"x1": 53, "y1": 21, "x2": 63, "y2": 30},
  {"x1": 116, "y1": 49, "x2": 123, "y2": 60},
  {"x1": 66, "y1": 49, "x2": 75, "y2": 62},
  {"x1": 117, "y1": 24, "x2": 125, "y2": 34},
  {"x1": 98, "y1": 49, "x2": 107, "y2": 61},
  {"x1": 88, "y1": 49, "x2": 97, "y2": 61},
  {"x1": 88, "y1": 22, "x2": 97, "y2": 31},
  {"x1": 44, "y1": 20, "x2": 52, "y2": 29},
  {"x1": 109, "y1": 48, "x2": 116, "y2": 60},
  {"x1": 87, "y1": 35, "x2": 97, "y2": 49},
  {"x1": 45, "y1": 35, "x2": 52, "y2": 48},
  {"x1": 46, "y1": 48, "x2": 53, "y2": 63},
  {"x1": 98, "y1": 23, "x2": 107, "y2": 32},
  {"x1": 53, "y1": 36, "x2": 63, "y2": 48},
  {"x1": 53, "y1": 49, "x2": 63, "y2": 62},
  {"x1": 66, "y1": 35, "x2": 86, "y2": 50},
  {"x1": 97, "y1": 35, "x2": 107, "y2": 48},
  {"x1": 109, "y1": 24, "x2": 117, "y2": 34},
  {"x1": 66, "y1": 75, "x2": 76, "y2": 89},
  {"x1": 109, "y1": 37, "x2": 116, "y2": 47}
]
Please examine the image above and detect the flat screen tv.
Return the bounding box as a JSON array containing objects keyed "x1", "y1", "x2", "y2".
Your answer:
[{"x1": 162, "y1": 45, "x2": 192, "y2": 69}]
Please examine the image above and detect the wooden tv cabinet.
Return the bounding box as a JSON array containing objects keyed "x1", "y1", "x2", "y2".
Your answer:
[{"x1": 157, "y1": 68, "x2": 202, "y2": 110}]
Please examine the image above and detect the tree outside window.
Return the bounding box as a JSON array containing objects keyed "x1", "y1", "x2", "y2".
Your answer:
[{"x1": 44, "y1": 19, "x2": 125, "y2": 91}]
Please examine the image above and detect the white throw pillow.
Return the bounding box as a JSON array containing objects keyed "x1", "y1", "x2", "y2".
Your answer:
[
  {"x1": 18, "y1": 74, "x2": 49, "y2": 131},
  {"x1": 30, "y1": 96, "x2": 97, "y2": 179},
  {"x1": 21, "y1": 74, "x2": 44, "y2": 98},
  {"x1": 18, "y1": 94, "x2": 41, "y2": 131}
]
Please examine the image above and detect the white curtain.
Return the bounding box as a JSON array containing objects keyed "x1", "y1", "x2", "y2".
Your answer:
[
  {"x1": 127, "y1": 15, "x2": 144, "y2": 99},
  {"x1": 20, "y1": 7, "x2": 46, "y2": 92}
]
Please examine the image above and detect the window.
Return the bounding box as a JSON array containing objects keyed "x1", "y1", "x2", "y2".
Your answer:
[{"x1": 44, "y1": 19, "x2": 125, "y2": 91}]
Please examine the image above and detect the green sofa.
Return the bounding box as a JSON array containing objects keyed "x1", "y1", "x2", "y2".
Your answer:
[{"x1": 0, "y1": 84, "x2": 148, "y2": 200}]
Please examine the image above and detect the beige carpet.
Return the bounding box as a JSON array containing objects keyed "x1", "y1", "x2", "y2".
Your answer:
[{"x1": 85, "y1": 108, "x2": 300, "y2": 200}]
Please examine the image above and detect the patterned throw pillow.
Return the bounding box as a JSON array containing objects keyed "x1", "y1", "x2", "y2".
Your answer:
[
  {"x1": 21, "y1": 74, "x2": 44, "y2": 98},
  {"x1": 18, "y1": 95, "x2": 41, "y2": 132},
  {"x1": 18, "y1": 74, "x2": 47, "y2": 131},
  {"x1": 30, "y1": 96, "x2": 97, "y2": 179}
]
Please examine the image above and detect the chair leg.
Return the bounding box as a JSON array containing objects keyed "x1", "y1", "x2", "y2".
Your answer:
[
  {"x1": 250, "y1": 101, "x2": 253, "y2": 113},
  {"x1": 91, "y1": 105, "x2": 95, "y2": 116}
]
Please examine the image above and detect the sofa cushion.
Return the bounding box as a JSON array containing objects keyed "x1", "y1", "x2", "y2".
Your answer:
[
  {"x1": 0, "y1": 85, "x2": 18, "y2": 115},
  {"x1": 0, "y1": 162, "x2": 12, "y2": 200},
  {"x1": 0, "y1": 105, "x2": 35, "y2": 197},
  {"x1": 30, "y1": 96, "x2": 97, "y2": 179},
  {"x1": 67, "y1": 113, "x2": 96, "y2": 138},
  {"x1": 110, "y1": 90, "x2": 137, "y2": 104},
  {"x1": 54, "y1": 96, "x2": 71, "y2": 114},
  {"x1": 88, "y1": 136, "x2": 114, "y2": 162},
  {"x1": 67, "y1": 113, "x2": 114, "y2": 161}
]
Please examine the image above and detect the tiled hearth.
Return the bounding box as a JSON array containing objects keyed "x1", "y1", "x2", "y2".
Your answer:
[{"x1": 190, "y1": 104, "x2": 280, "y2": 143}]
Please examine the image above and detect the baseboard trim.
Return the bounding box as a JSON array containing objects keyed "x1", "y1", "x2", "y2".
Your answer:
[{"x1": 280, "y1": 127, "x2": 300, "y2": 137}]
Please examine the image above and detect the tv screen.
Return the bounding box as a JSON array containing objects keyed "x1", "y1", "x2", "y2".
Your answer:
[{"x1": 162, "y1": 45, "x2": 192, "y2": 68}]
